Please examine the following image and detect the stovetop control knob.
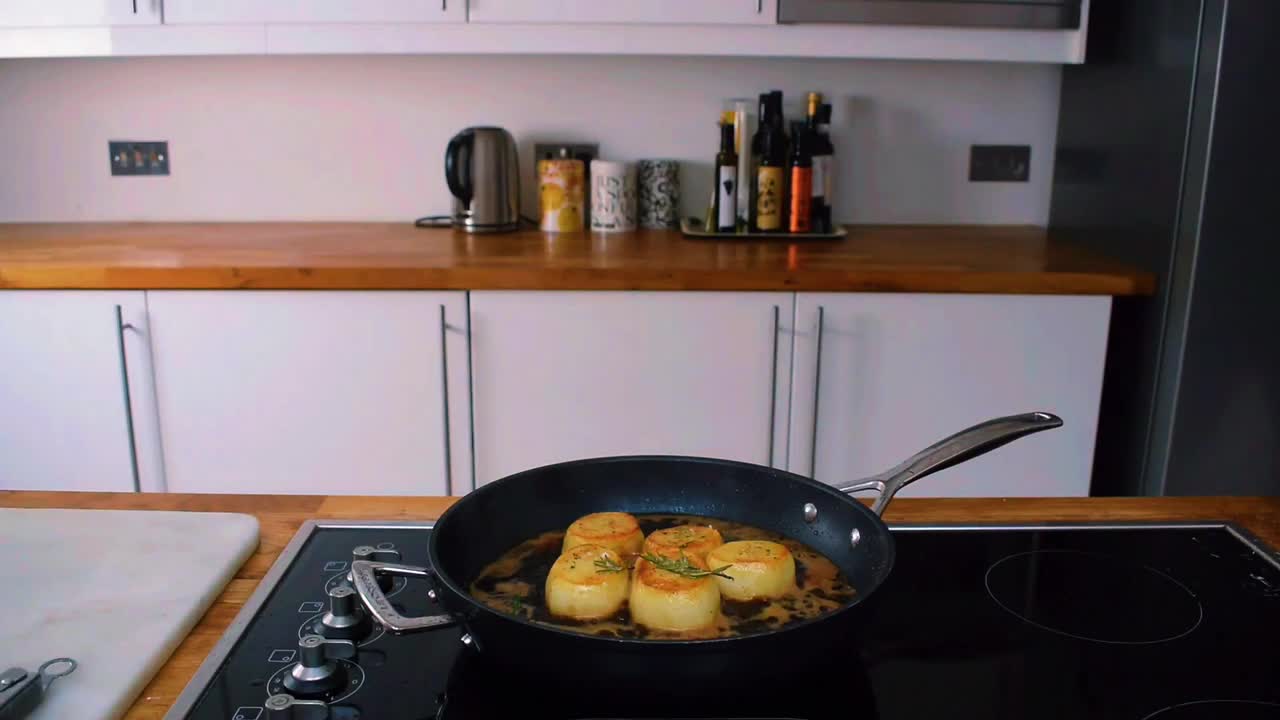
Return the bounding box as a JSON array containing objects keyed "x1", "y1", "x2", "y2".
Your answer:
[
  {"x1": 281, "y1": 635, "x2": 355, "y2": 698},
  {"x1": 265, "y1": 693, "x2": 330, "y2": 719},
  {"x1": 320, "y1": 585, "x2": 371, "y2": 641},
  {"x1": 350, "y1": 545, "x2": 400, "y2": 592}
]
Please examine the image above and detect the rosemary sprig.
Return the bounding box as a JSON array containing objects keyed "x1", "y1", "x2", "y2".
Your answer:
[
  {"x1": 640, "y1": 551, "x2": 734, "y2": 581},
  {"x1": 594, "y1": 555, "x2": 627, "y2": 574}
]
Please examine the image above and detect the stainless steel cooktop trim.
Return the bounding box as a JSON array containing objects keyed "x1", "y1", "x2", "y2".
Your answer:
[
  {"x1": 164, "y1": 519, "x2": 436, "y2": 719},
  {"x1": 162, "y1": 518, "x2": 1277, "y2": 718}
]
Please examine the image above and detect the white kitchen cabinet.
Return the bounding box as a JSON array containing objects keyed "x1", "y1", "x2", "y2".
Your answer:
[
  {"x1": 145, "y1": 291, "x2": 472, "y2": 495},
  {"x1": 788, "y1": 293, "x2": 1110, "y2": 498},
  {"x1": 0, "y1": 0, "x2": 160, "y2": 27},
  {"x1": 467, "y1": 0, "x2": 776, "y2": 25},
  {"x1": 470, "y1": 291, "x2": 793, "y2": 484},
  {"x1": 163, "y1": 0, "x2": 464, "y2": 25},
  {"x1": 0, "y1": 291, "x2": 161, "y2": 492}
]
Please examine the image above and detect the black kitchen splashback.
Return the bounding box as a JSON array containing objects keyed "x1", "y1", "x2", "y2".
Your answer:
[{"x1": 171, "y1": 522, "x2": 1280, "y2": 719}]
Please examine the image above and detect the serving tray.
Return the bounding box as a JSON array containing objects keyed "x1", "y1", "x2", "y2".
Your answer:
[{"x1": 679, "y1": 217, "x2": 847, "y2": 241}]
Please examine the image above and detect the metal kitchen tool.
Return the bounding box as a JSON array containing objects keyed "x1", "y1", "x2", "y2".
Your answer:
[{"x1": 0, "y1": 658, "x2": 77, "y2": 720}]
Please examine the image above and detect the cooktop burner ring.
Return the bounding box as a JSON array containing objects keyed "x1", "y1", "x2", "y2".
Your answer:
[
  {"x1": 984, "y1": 549, "x2": 1204, "y2": 645},
  {"x1": 265, "y1": 658, "x2": 365, "y2": 706},
  {"x1": 1140, "y1": 700, "x2": 1280, "y2": 719},
  {"x1": 297, "y1": 612, "x2": 386, "y2": 647}
]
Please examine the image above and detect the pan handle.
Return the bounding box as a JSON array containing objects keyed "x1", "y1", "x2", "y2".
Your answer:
[
  {"x1": 351, "y1": 560, "x2": 460, "y2": 633},
  {"x1": 835, "y1": 412, "x2": 1063, "y2": 517}
]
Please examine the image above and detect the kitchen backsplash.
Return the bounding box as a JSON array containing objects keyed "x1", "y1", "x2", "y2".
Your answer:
[{"x1": 0, "y1": 55, "x2": 1059, "y2": 225}]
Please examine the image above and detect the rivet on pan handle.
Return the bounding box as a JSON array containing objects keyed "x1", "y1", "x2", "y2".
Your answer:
[
  {"x1": 837, "y1": 412, "x2": 1064, "y2": 517},
  {"x1": 350, "y1": 561, "x2": 459, "y2": 634}
]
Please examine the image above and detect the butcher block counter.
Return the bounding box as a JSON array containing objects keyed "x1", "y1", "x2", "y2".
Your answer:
[
  {"x1": 0, "y1": 223, "x2": 1154, "y2": 294},
  {"x1": 1, "y1": 491, "x2": 1275, "y2": 719}
]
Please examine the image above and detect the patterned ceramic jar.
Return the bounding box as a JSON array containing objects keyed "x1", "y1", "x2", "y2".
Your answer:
[
  {"x1": 590, "y1": 160, "x2": 637, "y2": 233},
  {"x1": 637, "y1": 159, "x2": 681, "y2": 229}
]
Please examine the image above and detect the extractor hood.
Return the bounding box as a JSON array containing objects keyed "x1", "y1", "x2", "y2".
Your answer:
[{"x1": 778, "y1": 0, "x2": 1083, "y2": 29}]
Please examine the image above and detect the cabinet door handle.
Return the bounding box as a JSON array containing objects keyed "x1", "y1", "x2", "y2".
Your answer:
[
  {"x1": 464, "y1": 298, "x2": 477, "y2": 490},
  {"x1": 439, "y1": 305, "x2": 454, "y2": 496},
  {"x1": 767, "y1": 305, "x2": 780, "y2": 468},
  {"x1": 809, "y1": 305, "x2": 825, "y2": 479},
  {"x1": 115, "y1": 305, "x2": 141, "y2": 493}
]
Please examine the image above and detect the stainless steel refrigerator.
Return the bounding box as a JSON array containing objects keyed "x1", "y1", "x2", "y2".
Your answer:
[{"x1": 1050, "y1": 0, "x2": 1279, "y2": 496}]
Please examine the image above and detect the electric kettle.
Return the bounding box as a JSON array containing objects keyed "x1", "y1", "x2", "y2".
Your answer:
[{"x1": 446, "y1": 126, "x2": 520, "y2": 233}]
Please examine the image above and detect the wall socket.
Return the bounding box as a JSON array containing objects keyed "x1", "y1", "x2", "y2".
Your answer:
[
  {"x1": 110, "y1": 141, "x2": 169, "y2": 176},
  {"x1": 969, "y1": 145, "x2": 1030, "y2": 182}
]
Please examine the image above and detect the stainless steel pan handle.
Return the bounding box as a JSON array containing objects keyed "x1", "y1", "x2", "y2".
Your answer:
[
  {"x1": 836, "y1": 412, "x2": 1063, "y2": 516},
  {"x1": 351, "y1": 560, "x2": 460, "y2": 633}
]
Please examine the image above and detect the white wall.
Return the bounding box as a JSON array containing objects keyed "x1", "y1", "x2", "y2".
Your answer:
[{"x1": 0, "y1": 55, "x2": 1060, "y2": 224}]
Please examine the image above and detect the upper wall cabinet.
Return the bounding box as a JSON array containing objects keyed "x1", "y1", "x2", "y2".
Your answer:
[
  {"x1": 164, "y1": 0, "x2": 465, "y2": 25},
  {"x1": 0, "y1": 0, "x2": 1087, "y2": 62},
  {"x1": 467, "y1": 0, "x2": 776, "y2": 25},
  {"x1": 0, "y1": 0, "x2": 160, "y2": 27}
]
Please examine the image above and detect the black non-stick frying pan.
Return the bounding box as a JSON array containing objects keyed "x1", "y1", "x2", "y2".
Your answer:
[{"x1": 353, "y1": 412, "x2": 1062, "y2": 685}]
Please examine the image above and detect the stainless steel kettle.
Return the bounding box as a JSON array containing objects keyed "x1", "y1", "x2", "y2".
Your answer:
[{"x1": 446, "y1": 126, "x2": 520, "y2": 233}]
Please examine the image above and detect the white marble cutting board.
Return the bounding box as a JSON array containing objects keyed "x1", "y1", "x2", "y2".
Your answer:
[{"x1": 0, "y1": 508, "x2": 259, "y2": 720}]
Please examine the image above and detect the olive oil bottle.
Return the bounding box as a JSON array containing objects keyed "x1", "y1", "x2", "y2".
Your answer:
[{"x1": 712, "y1": 122, "x2": 738, "y2": 233}]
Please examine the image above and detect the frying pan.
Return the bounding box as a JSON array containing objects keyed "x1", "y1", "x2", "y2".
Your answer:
[{"x1": 353, "y1": 411, "x2": 1062, "y2": 684}]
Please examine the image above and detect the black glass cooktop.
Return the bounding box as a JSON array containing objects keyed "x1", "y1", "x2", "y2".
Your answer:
[{"x1": 168, "y1": 522, "x2": 1280, "y2": 720}]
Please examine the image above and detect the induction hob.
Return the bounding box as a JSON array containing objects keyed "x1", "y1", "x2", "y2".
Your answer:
[{"x1": 165, "y1": 520, "x2": 1280, "y2": 720}]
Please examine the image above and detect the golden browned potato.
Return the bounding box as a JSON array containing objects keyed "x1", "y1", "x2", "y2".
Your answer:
[
  {"x1": 563, "y1": 512, "x2": 644, "y2": 558},
  {"x1": 705, "y1": 540, "x2": 796, "y2": 601},
  {"x1": 629, "y1": 551, "x2": 721, "y2": 632},
  {"x1": 641, "y1": 525, "x2": 724, "y2": 565},
  {"x1": 544, "y1": 544, "x2": 630, "y2": 620}
]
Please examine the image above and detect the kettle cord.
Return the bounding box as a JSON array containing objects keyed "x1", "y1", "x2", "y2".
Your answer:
[{"x1": 413, "y1": 215, "x2": 452, "y2": 228}]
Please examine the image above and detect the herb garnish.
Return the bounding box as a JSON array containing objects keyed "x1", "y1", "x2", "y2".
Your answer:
[
  {"x1": 640, "y1": 551, "x2": 734, "y2": 580},
  {"x1": 593, "y1": 556, "x2": 627, "y2": 574},
  {"x1": 509, "y1": 596, "x2": 525, "y2": 613}
]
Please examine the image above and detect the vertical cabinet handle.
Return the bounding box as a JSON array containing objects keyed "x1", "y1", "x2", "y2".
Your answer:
[
  {"x1": 464, "y1": 298, "x2": 477, "y2": 490},
  {"x1": 115, "y1": 305, "x2": 141, "y2": 493},
  {"x1": 767, "y1": 305, "x2": 780, "y2": 468},
  {"x1": 758, "y1": 0, "x2": 764, "y2": 13},
  {"x1": 809, "y1": 306, "x2": 825, "y2": 479},
  {"x1": 439, "y1": 305, "x2": 454, "y2": 496}
]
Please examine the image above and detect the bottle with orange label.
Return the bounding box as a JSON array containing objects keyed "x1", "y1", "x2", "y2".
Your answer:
[{"x1": 788, "y1": 119, "x2": 813, "y2": 234}]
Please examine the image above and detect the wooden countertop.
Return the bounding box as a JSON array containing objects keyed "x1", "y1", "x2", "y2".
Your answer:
[
  {"x1": 1, "y1": 491, "x2": 1274, "y2": 718},
  {"x1": 0, "y1": 223, "x2": 1155, "y2": 295}
]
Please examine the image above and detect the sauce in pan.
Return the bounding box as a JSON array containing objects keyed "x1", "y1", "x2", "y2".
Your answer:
[{"x1": 470, "y1": 514, "x2": 857, "y2": 639}]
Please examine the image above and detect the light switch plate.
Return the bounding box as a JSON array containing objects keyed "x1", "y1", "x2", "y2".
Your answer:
[
  {"x1": 969, "y1": 145, "x2": 1030, "y2": 182},
  {"x1": 110, "y1": 141, "x2": 169, "y2": 176}
]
